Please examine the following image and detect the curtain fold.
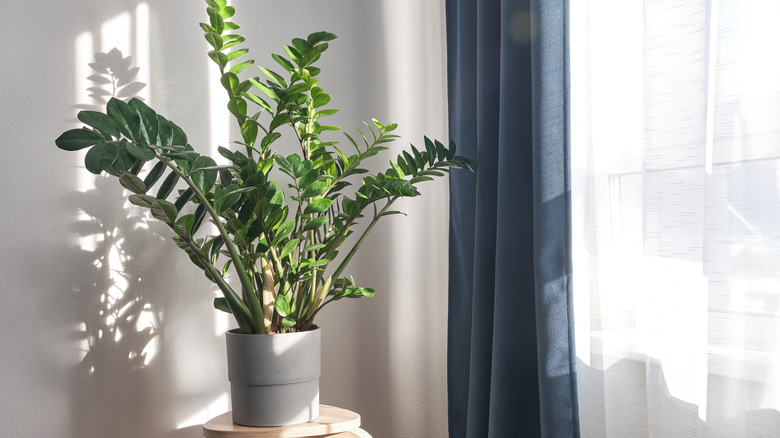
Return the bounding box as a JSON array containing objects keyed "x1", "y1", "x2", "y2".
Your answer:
[{"x1": 446, "y1": 0, "x2": 579, "y2": 436}]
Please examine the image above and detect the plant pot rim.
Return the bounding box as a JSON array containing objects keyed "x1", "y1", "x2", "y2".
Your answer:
[{"x1": 227, "y1": 327, "x2": 321, "y2": 336}]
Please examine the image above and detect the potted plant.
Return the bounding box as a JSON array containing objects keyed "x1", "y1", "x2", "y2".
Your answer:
[{"x1": 55, "y1": 0, "x2": 473, "y2": 427}]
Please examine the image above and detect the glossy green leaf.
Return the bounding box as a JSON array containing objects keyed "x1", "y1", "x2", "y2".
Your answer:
[
  {"x1": 55, "y1": 129, "x2": 105, "y2": 151},
  {"x1": 151, "y1": 199, "x2": 178, "y2": 225},
  {"x1": 273, "y1": 219, "x2": 295, "y2": 244},
  {"x1": 312, "y1": 93, "x2": 331, "y2": 108},
  {"x1": 243, "y1": 92, "x2": 273, "y2": 112},
  {"x1": 301, "y1": 180, "x2": 327, "y2": 199},
  {"x1": 214, "y1": 297, "x2": 232, "y2": 314},
  {"x1": 156, "y1": 171, "x2": 180, "y2": 199},
  {"x1": 258, "y1": 67, "x2": 287, "y2": 88},
  {"x1": 125, "y1": 141, "x2": 156, "y2": 161},
  {"x1": 281, "y1": 317, "x2": 297, "y2": 328},
  {"x1": 128, "y1": 193, "x2": 157, "y2": 208},
  {"x1": 275, "y1": 294, "x2": 291, "y2": 317},
  {"x1": 221, "y1": 72, "x2": 239, "y2": 95},
  {"x1": 222, "y1": 36, "x2": 245, "y2": 51},
  {"x1": 119, "y1": 172, "x2": 146, "y2": 194},
  {"x1": 107, "y1": 97, "x2": 141, "y2": 141},
  {"x1": 191, "y1": 156, "x2": 218, "y2": 194},
  {"x1": 226, "y1": 47, "x2": 247, "y2": 61},
  {"x1": 157, "y1": 115, "x2": 173, "y2": 146},
  {"x1": 280, "y1": 238, "x2": 298, "y2": 259},
  {"x1": 171, "y1": 121, "x2": 188, "y2": 146},
  {"x1": 247, "y1": 78, "x2": 278, "y2": 101},
  {"x1": 129, "y1": 100, "x2": 158, "y2": 145},
  {"x1": 78, "y1": 111, "x2": 120, "y2": 139},
  {"x1": 208, "y1": 50, "x2": 228, "y2": 69},
  {"x1": 219, "y1": 6, "x2": 235, "y2": 19},
  {"x1": 240, "y1": 119, "x2": 258, "y2": 146},
  {"x1": 227, "y1": 96, "x2": 247, "y2": 119},
  {"x1": 207, "y1": 8, "x2": 224, "y2": 33},
  {"x1": 229, "y1": 59, "x2": 254, "y2": 74},
  {"x1": 303, "y1": 216, "x2": 328, "y2": 232},
  {"x1": 307, "y1": 31, "x2": 337, "y2": 46},
  {"x1": 304, "y1": 196, "x2": 333, "y2": 214},
  {"x1": 84, "y1": 142, "x2": 119, "y2": 174},
  {"x1": 269, "y1": 112, "x2": 289, "y2": 132},
  {"x1": 272, "y1": 53, "x2": 295, "y2": 73},
  {"x1": 174, "y1": 187, "x2": 195, "y2": 211},
  {"x1": 174, "y1": 214, "x2": 195, "y2": 236}
]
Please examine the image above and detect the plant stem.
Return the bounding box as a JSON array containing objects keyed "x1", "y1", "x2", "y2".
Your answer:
[
  {"x1": 156, "y1": 153, "x2": 264, "y2": 333},
  {"x1": 331, "y1": 198, "x2": 397, "y2": 281}
]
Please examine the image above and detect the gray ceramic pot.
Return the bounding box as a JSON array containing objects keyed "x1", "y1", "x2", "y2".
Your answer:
[{"x1": 225, "y1": 328, "x2": 321, "y2": 427}]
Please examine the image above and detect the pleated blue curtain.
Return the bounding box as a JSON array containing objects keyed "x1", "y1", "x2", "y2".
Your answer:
[{"x1": 446, "y1": 0, "x2": 579, "y2": 437}]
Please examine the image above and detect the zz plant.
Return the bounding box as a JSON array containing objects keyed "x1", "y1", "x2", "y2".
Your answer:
[{"x1": 56, "y1": 0, "x2": 473, "y2": 335}]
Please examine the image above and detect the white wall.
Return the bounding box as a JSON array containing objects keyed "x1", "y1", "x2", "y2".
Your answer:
[{"x1": 0, "y1": 1, "x2": 451, "y2": 437}]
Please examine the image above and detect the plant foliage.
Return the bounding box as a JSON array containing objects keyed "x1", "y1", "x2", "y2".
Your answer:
[{"x1": 56, "y1": 0, "x2": 474, "y2": 334}]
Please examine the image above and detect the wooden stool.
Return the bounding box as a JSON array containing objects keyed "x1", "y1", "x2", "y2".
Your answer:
[{"x1": 202, "y1": 405, "x2": 372, "y2": 438}]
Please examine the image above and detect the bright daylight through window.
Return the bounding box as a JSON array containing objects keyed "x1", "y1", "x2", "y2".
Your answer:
[{"x1": 571, "y1": 1, "x2": 780, "y2": 436}]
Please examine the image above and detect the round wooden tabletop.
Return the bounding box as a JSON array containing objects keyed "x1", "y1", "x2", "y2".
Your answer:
[{"x1": 202, "y1": 405, "x2": 367, "y2": 438}]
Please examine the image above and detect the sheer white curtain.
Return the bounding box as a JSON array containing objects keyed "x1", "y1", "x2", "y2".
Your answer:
[{"x1": 571, "y1": 1, "x2": 780, "y2": 437}]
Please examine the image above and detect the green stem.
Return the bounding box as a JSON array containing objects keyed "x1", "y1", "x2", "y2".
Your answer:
[
  {"x1": 156, "y1": 153, "x2": 264, "y2": 333},
  {"x1": 331, "y1": 198, "x2": 397, "y2": 281}
]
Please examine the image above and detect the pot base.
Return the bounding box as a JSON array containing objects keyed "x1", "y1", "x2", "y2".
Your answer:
[{"x1": 230, "y1": 379, "x2": 319, "y2": 427}]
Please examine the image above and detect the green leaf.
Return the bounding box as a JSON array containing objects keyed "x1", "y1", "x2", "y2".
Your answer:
[
  {"x1": 304, "y1": 196, "x2": 333, "y2": 214},
  {"x1": 84, "y1": 142, "x2": 119, "y2": 174},
  {"x1": 221, "y1": 72, "x2": 239, "y2": 95},
  {"x1": 273, "y1": 219, "x2": 296, "y2": 244},
  {"x1": 174, "y1": 187, "x2": 195, "y2": 211},
  {"x1": 227, "y1": 96, "x2": 247, "y2": 119},
  {"x1": 280, "y1": 238, "x2": 298, "y2": 259},
  {"x1": 150, "y1": 199, "x2": 178, "y2": 225},
  {"x1": 214, "y1": 297, "x2": 232, "y2": 314},
  {"x1": 229, "y1": 59, "x2": 254, "y2": 74},
  {"x1": 128, "y1": 193, "x2": 157, "y2": 208},
  {"x1": 143, "y1": 161, "x2": 166, "y2": 188},
  {"x1": 207, "y1": 8, "x2": 224, "y2": 33},
  {"x1": 157, "y1": 115, "x2": 173, "y2": 146},
  {"x1": 248, "y1": 78, "x2": 278, "y2": 101},
  {"x1": 258, "y1": 67, "x2": 287, "y2": 88},
  {"x1": 107, "y1": 98, "x2": 141, "y2": 141},
  {"x1": 435, "y1": 139, "x2": 448, "y2": 161},
  {"x1": 226, "y1": 47, "x2": 247, "y2": 61},
  {"x1": 223, "y1": 21, "x2": 241, "y2": 31},
  {"x1": 243, "y1": 92, "x2": 273, "y2": 112},
  {"x1": 275, "y1": 294, "x2": 291, "y2": 317},
  {"x1": 208, "y1": 50, "x2": 228, "y2": 69},
  {"x1": 219, "y1": 6, "x2": 235, "y2": 19},
  {"x1": 156, "y1": 171, "x2": 180, "y2": 199},
  {"x1": 125, "y1": 141, "x2": 156, "y2": 161},
  {"x1": 313, "y1": 108, "x2": 339, "y2": 119},
  {"x1": 307, "y1": 31, "x2": 337, "y2": 46},
  {"x1": 272, "y1": 53, "x2": 295, "y2": 73},
  {"x1": 301, "y1": 180, "x2": 327, "y2": 199},
  {"x1": 191, "y1": 156, "x2": 218, "y2": 194},
  {"x1": 222, "y1": 36, "x2": 246, "y2": 51},
  {"x1": 261, "y1": 132, "x2": 282, "y2": 151},
  {"x1": 55, "y1": 129, "x2": 105, "y2": 151},
  {"x1": 78, "y1": 111, "x2": 120, "y2": 138},
  {"x1": 171, "y1": 121, "x2": 188, "y2": 146},
  {"x1": 240, "y1": 119, "x2": 258, "y2": 146},
  {"x1": 119, "y1": 172, "x2": 147, "y2": 194},
  {"x1": 281, "y1": 317, "x2": 297, "y2": 328},
  {"x1": 424, "y1": 137, "x2": 437, "y2": 166},
  {"x1": 284, "y1": 45, "x2": 303, "y2": 65},
  {"x1": 269, "y1": 112, "x2": 289, "y2": 132},
  {"x1": 174, "y1": 214, "x2": 195, "y2": 236},
  {"x1": 204, "y1": 32, "x2": 222, "y2": 50},
  {"x1": 303, "y1": 216, "x2": 328, "y2": 232},
  {"x1": 312, "y1": 93, "x2": 331, "y2": 108},
  {"x1": 128, "y1": 97, "x2": 158, "y2": 144}
]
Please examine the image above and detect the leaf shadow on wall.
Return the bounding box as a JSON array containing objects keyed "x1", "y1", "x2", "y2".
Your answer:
[{"x1": 64, "y1": 49, "x2": 209, "y2": 438}]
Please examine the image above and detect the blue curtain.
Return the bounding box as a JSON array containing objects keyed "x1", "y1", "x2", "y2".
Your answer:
[{"x1": 446, "y1": 0, "x2": 579, "y2": 437}]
